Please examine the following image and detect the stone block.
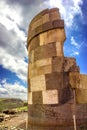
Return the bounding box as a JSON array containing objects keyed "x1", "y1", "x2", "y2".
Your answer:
[
  {"x1": 42, "y1": 13, "x2": 50, "y2": 24},
  {"x1": 29, "y1": 36, "x2": 39, "y2": 52},
  {"x1": 58, "y1": 87, "x2": 73, "y2": 104},
  {"x1": 50, "y1": 11, "x2": 60, "y2": 21},
  {"x1": 52, "y1": 56, "x2": 63, "y2": 72},
  {"x1": 31, "y1": 18, "x2": 42, "y2": 30},
  {"x1": 76, "y1": 88, "x2": 87, "y2": 104},
  {"x1": 28, "y1": 92, "x2": 32, "y2": 104},
  {"x1": 42, "y1": 21, "x2": 53, "y2": 32},
  {"x1": 39, "y1": 32, "x2": 48, "y2": 46},
  {"x1": 30, "y1": 75, "x2": 46, "y2": 92},
  {"x1": 79, "y1": 74, "x2": 87, "y2": 89},
  {"x1": 64, "y1": 57, "x2": 80, "y2": 72},
  {"x1": 29, "y1": 58, "x2": 52, "y2": 78},
  {"x1": 29, "y1": 50, "x2": 34, "y2": 64},
  {"x1": 34, "y1": 42, "x2": 56, "y2": 62},
  {"x1": 28, "y1": 104, "x2": 44, "y2": 118},
  {"x1": 32, "y1": 91, "x2": 43, "y2": 104},
  {"x1": 39, "y1": 28, "x2": 66, "y2": 46},
  {"x1": 69, "y1": 72, "x2": 80, "y2": 89},
  {"x1": 35, "y1": 25, "x2": 43, "y2": 35},
  {"x1": 42, "y1": 90, "x2": 58, "y2": 104},
  {"x1": 30, "y1": 9, "x2": 49, "y2": 26},
  {"x1": 52, "y1": 19, "x2": 64, "y2": 28},
  {"x1": 28, "y1": 29, "x2": 36, "y2": 45},
  {"x1": 56, "y1": 42, "x2": 64, "y2": 56},
  {"x1": 45, "y1": 72, "x2": 63, "y2": 90},
  {"x1": 29, "y1": 64, "x2": 52, "y2": 78},
  {"x1": 35, "y1": 58, "x2": 52, "y2": 67},
  {"x1": 50, "y1": 8, "x2": 59, "y2": 12}
]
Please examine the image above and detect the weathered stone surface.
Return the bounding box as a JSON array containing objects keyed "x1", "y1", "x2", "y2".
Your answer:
[
  {"x1": 45, "y1": 72, "x2": 63, "y2": 90},
  {"x1": 27, "y1": 7, "x2": 87, "y2": 130},
  {"x1": 34, "y1": 42, "x2": 56, "y2": 62},
  {"x1": 58, "y1": 87, "x2": 73, "y2": 104},
  {"x1": 50, "y1": 11, "x2": 60, "y2": 21},
  {"x1": 42, "y1": 90, "x2": 58, "y2": 104},
  {"x1": 32, "y1": 91, "x2": 43, "y2": 104},
  {"x1": 69, "y1": 73, "x2": 87, "y2": 103},
  {"x1": 39, "y1": 28, "x2": 66, "y2": 46},
  {"x1": 30, "y1": 9, "x2": 49, "y2": 26},
  {"x1": 27, "y1": 20, "x2": 64, "y2": 47},
  {"x1": 64, "y1": 57, "x2": 80, "y2": 72},
  {"x1": 28, "y1": 92, "x2": 32, "y2": 104},
  {"x1": 76, "y1": 88, "x2": 87, "y2": 103},
  {"x1": 52, "y1": 56, "x2": 64, "y2": 72},
  {"x1": 29, "y1": 64, "x2": 52, "y2": 78},
  {"x1": 28, "y1": 36, "x2": 39, "y2": 52},
  {"x1": 30, "y1": 75, "x2": 46, "y2": 92},
  {"x1": 42, "y1": 13, "x2": 50, "y2": 24}
]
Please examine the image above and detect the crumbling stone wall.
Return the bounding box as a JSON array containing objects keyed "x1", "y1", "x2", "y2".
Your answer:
[{"x1": 27, "y1": 8, "x2": 87, "y2": 130}]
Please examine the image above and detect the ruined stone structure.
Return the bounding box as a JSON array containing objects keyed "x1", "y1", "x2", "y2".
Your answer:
[{"x1": 27, "y1": 8, "x2": 87, "y2": 130}]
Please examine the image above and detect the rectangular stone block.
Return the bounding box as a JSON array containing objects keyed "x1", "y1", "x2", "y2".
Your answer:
[
  {"x1": 29, "y1": 58, "x2": 52, "y2": 78},
  {"x1": 42, "y1": 13, "x2": 50, "y2": 24},
  {"x1": 35, "y1": 58, "x2": 52, "y2": 67},
  {"x1": 35, "y1": 25, "x2": 43, "y2": 35},
  {"x1": 28, "y1": 29, "x2": 36, "y2": 44},
  {"x1": 29, "y1": 36, "x2": 39, "y2": 52},
  {"x1": 28, "y1": 92, "x2": 32, "y2": 104},
  {"x1": 45, "y1": 72, "x2": 63, "y2": 90},
  {"x1": 52, "y1": 56, "x2": 63, "y2": 72},
  {"x1": 56, "y1": 42, "x2": 63, "y2": 56},
  {"x1": 28, "y1": 104, "x2": 44, "y2": 117},
  {"x1": 30, "y1": 75, "x2": 46, "y2": 92},
  {"x1": 39, "y1": 32, "x2": 48, "y2": 46},
  {"x1": 52, "y1": 19, "x2": 64, "y2": 28},
  {"x1": 50, "y1": 11, "x2": 60, "y2": 21},
  {"x1": 39, "y1": 28, "x2": 66, "y2": 46},
  {"x1": 64, "y1": 58, "x2": 79, "y2": 72},
  {"x1": 31, "y1": 18, "x2": 42, "y2": 30},
  {"x1": 29, "y1": 50, "x2": 34, "y2": 64},
  {"x1": 34, "y1": 42, "x2": 56, "y2": 61},
  {"x1": 32, "y1": 91, "x2": 43, "y2": 104},
  {"x1": 79, "y1": 74, "x2": 87, "y2": 89},
  {"x1": 42, "y1": 21, "x2": 53, "y2": 32},
  {"x1": 58, "y1": 87, "x2": 73, "y2": 104},
  {"x1": 42, "y1": 90, "x2": 58, "y2": 104},
  {"x1": 69, "y1": 72, "x2": 80, "y2": 89},
  {"x1": 76, "y1": 88, "x2": 87, "y2": 104},
  {"x1": 29, "y1": 65, "x2": 52, "y2": 78}
]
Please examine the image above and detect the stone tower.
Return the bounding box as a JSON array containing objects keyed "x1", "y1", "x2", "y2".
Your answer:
[{"x1": 27, "y1": 8, "x2": 87, "y2": 130}]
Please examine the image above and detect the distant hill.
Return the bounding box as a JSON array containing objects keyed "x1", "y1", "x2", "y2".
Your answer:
[{"x1": 0, "y1": 98, "x2": 24, "y2": 112}]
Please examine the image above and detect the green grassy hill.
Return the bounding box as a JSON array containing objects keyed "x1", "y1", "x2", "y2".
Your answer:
[{"x1": 0, "y1": 98, "x2": 24, "y2": 112}]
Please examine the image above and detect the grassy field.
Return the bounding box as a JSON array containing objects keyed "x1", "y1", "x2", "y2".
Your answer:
[{"x1": 0, "y1": 98, "x2": 27, "y2": 112}]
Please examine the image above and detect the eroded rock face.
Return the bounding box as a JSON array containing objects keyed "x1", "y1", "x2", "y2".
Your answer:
[{"x1": 27, "y1": 8, "x2": 87, "y2": 130}]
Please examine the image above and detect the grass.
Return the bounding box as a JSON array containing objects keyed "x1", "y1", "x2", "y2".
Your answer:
[
  {"x1": 16, "y1": 106, "x2": 27, "y2": 112},
  {"x1": 0, "y1": 98, "x2": 24, "y2": 112}
]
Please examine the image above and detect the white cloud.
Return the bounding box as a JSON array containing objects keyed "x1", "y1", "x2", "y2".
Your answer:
[
  {"x1": 0, "y1": 24, "x2": 28, "y2": 82},
  {"x1": 49, "y1": 0, "x2": 83, "y2": 27},
  {"x1": 0, "y1": 0, "x2": 28, "y2": 82},
  {"x1": 70, "y1": 36, "x2": 84, "y2": 56},
  {"x1": 0, "y1": 79, "x2": 27, "y2": 100},
  {"x1": 71, "y1": 36, "x2": 80, "y2": 49}
]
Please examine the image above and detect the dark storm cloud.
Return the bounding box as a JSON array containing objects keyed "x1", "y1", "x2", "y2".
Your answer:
[
  {"x1": 7, "y1": 0, "x2": 36, "y2": 6},
  {"x1": 7, "y1": 0, "x2": 48, "y2": 6}
]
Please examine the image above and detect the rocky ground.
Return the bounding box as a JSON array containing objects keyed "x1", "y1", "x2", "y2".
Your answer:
[{"x1": 0, "y1": 112, "x2": 27, "y2": 130}]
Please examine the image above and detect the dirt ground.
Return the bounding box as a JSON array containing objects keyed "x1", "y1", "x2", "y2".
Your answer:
[{"x1": 0, "y1": 112, "x2": 27, "y2": 129}]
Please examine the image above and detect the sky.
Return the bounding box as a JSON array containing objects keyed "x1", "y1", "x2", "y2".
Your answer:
[{"x1": 0, "y1": 0, "x2": 87, "y2": 100}]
